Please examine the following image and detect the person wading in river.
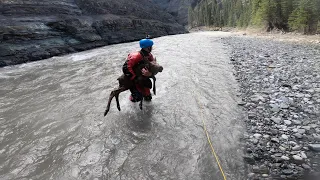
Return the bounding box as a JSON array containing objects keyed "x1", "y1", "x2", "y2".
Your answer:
[{"x1": 122, "y1": 38, "x2": 155, "y2": 102}]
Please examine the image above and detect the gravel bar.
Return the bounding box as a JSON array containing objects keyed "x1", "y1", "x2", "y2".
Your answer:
[{"x1": 223, "y1": 35, "x2": 320, "y2": 179}]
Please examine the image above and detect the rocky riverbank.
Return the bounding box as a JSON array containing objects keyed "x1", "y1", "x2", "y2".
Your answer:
[
  {"x1": 223, "y1": 35, "x2": 320, "y2": 179},
  {"x1": 0, "y1": 0, "x2": 186, "y2": 67}
]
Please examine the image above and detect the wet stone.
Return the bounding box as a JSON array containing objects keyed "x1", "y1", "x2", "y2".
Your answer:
[
  {"x1": 279, "y1": 146, "x2": 286, "y2": 151},
  {"x1": 313, "y1": 134, "x2": 320, "y2": 141},
  {"x1": 248, "y1": 113, "x2": 256, "y2": 119},
  {"x1": 271, "y1": 117, "x2": 282, "y2": 124},
  {"x1": 251, "y1": 94, "x2": 265, "y2": 102},
  {"x1": 292, "y1": 145, "x2": 301, "y2": 151},
  {"x1": 263, "y1": 135, "x2": 270, "y2": 139},
  {"x1": 300, "y1": 152, "x2": 307, "y2": 159},
  {"x1": 284, "y1": 120, "x2": 292, "y2": 125},
  {"x1": 251, "y1": 139, "x2": 259, "y2": 145},
  {"x1": 247, "y1": 148, "x2": 253, "y2": 153},
  {"x1": 298, "y1": 129, "x2": 306, "y2": 134},
  {"x1": 308, "y1": 144, "x2": 320, "y2": 152},
  {"x1": 274, "y1": 153, "x2": 283, "y2": 157},
  {"x1": 281, "y1": 156, "x2": 290, "y2": 161},
  {"x1": 238, "y1": 101, "x2": 246, "y2": 106},
  {"x1": 293, "y1": 115, "x2": 299, "y2": 119},
  {"x1": 273, "y1": 157, "x2": 284, "y2": 163},
  {"x1": 271, "y1": 138, "x2": 280, "y2": 143},
  {"x1": 302, "y1": 126, "x2": 311, "y2": 131},
  {"x1": 292, "y1": 120, "x2": 301, "y2": 125},
  {"x1": 248, "y1": 173, "x2": 255, "y2": 178},
  {"x1": 280, "y1": 103, "x2": 289, "y2": 109},
  {"x1": 243, "y1": 155, "x2": 256, "y2": 165},
  {"x1": 270, "y1": 129, "x2": 279, "y2": 135},
  {"x1": 282, "y1": 169, "x2": 293, "y2": 175},
  {"x1": 280, "y1": 175, "x2": 287, "y2": 179},
  {"x1": 270, "y1": 104, "x2": 280, "y2": 112},
  {"x1": 253, "y1": 133, "x2": 262, "y2": 139},
  {"x1": 289, "y1": 141, "x2": 297, "y2": 146},
  {"x1": 310, "y1": 124, "x2": 318, "y2": 128},
  {"x1": 292, "y1": 155, "x2": 303, "y2": 161},
  {"x1": 281, "y1": 134, "x2": 289, "y2": 140},
  {"x1": 302, "y1": 164, "x2": 311, "y2": 170},
  {"x1": 259, "y1": 165, "x2": 269, "y2": 174},
  {"x1": 296, "y1": 93, "x2": 304, "y2": 98},
  {"x1": 252, "y1": 166, "x2": 260, "y2": 173},
  {"x1": 294, "y1": 133, "x2": 303, "y2": 139}
]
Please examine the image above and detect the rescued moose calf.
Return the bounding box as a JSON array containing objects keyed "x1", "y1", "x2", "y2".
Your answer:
[{"x1": 104, "y1": 59, "x2": 163, "y2": 116}]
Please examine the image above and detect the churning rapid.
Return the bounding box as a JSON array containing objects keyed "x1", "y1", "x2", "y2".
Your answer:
[{"x1": 0, "y1": 32, "x2": 245, "y2": 180}]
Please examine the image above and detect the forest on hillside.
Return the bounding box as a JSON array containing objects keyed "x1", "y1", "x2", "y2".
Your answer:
[{"x1": 188, "y1": 0, "x2": 320, "y2": 34}]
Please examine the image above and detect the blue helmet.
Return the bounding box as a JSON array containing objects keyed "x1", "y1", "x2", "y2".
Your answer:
[{"x1": 139, "y1": 39, "x2": 154, "y2": 48}]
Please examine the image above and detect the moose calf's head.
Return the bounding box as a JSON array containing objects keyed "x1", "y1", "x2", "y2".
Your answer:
[
  {"x1": 148, "y1": 61, "x2": 163, "y2": 76},
  {"x1": 135, "y1": 59, "x2": 163, "y2": 77}
]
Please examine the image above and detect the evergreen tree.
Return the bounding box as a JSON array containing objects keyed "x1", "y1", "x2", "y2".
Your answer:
[
  {"x1": 187, "y1": 0, "x2": 320, "y2": 34},
  {"x1": 288, "y1": 0, "x2": 317, "y2": 33},
  {"x1": 316, "y1": 0, "x2": 320, "y2": 32}
]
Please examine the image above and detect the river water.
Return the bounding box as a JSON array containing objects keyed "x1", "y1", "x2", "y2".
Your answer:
[{"x1": 0, "y1": 32, "x2": 245, "y2": 180}]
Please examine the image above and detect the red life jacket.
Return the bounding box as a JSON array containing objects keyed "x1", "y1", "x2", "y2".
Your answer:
[{"x1": 125, "y1": 51, "x2": 154, "y2": 80}]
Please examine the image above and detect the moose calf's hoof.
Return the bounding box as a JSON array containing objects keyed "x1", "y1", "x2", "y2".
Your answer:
[{"x1": 144, "y1": 95, "x2": 152, "y2": 101}]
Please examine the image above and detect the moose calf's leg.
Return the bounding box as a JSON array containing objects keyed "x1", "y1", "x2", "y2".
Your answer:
[
  {"x1": 139, "y1": 97, "x2": 143, "y2": 110},
  {"x1": 104, "y1": 87, "x2": 127, "y2": 116},
  {"x1": 115, "y1": 94, "x2": 121, "y2": 111},
  {"x1": 104, "y1": 91, "x2": 115, "y2": 116},
  {"x1": 115, "y1": 87, "x2": 127, "y2": 111},
  {"x1": 152, "y1": 76, "x2": 156, "y2": 95}
]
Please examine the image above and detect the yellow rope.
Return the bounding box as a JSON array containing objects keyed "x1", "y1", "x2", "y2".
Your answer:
[{"x1": 195, "y1": 94, "x2": 227, "y2": 180}]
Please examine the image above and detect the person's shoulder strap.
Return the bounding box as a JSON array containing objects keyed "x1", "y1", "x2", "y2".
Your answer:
[{"x1": 139, "y1": 51, "x2": 145, "y2": 58}]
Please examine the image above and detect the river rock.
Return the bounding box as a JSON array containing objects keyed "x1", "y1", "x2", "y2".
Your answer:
[
  {"x1": 271, "y1": 117, "x2": 282, "y2": 124},
  {"x1": 308, "y1": 144, "x2": 320, "y2": 152},
  {"x1": 281, "y1": 134, "x2": 289, "y2": 140},
  {"x1": 281, "y1": 156, "x2": 290, "y2": 161},
  {"x1": 282, "y1": 169, "x2": 293, "y2": 175},
  {"x1": 302, "y1": 126, "x2": 311, "y2": 131},
  {"x1": 271, "y1": 138, "x2": 280, "y2": 143},
  {"x1": 292, "y1": 145, "x2": 301, "y2": 151},
  {"x1": 302, "y1": 164, "x2": 311, "y2": 170},
  {"x1": 292, "y1": 120, "x2": 302, "y2": 125},
  {"x1": 284, "y1": 120, "x2": 292, "y2": 125},
  {"x1": 294, "y1": 133, "x2": 303, "y2": 139},
  {"x1": 224, "y1": 35, "x2": 320, "y2": 179},
  {"x1": 292, "y1": 155, "x2": 303, "y2": 161},
  {"x1": 298, "y1": 129, "x2": 306, "y2": 134},
  {"x1": 300, "y1": 152, "x2": 307, "y2": 159},
  {"x1": 253, "y1": 133, "x2": 262, "y2": 139},
  {"x1": 243, "y1": 155, "x2": 256, "y2": 165}
]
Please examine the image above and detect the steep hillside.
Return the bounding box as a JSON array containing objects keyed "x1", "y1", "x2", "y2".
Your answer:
[
  {"x1": 0, "y1": 0, "x2": 186, "y2": 67},
  {"x1": 151, "y1": 0, "x2": 199, "y2": 25}
]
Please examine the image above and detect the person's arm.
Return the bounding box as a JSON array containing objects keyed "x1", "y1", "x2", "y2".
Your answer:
[
  {"x1": 127, "y1": 53, "x2": 143, "y2": 80},
  {"x1": 148, "y1": 53, "x2": 155, "y2": 62},
  {"x1": 141, "y1": 53, "x2": 155, "y2": 77}
]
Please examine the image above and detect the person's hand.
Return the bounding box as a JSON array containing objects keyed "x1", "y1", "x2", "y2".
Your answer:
[{"x1": 142, "y1": 68, "x2": 152, "y2": 77}]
